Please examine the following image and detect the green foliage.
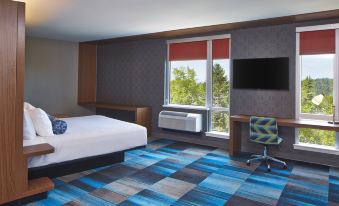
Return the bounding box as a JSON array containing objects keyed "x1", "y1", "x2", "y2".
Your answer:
[
  {"x1": 314, "y1": 78, "x2": 333, "y2": 96},
  {"x1": 301, "y1": 76, "x2": 333, "y2": 115},
  {"x1": 212, "y1": 63, "x2": 229, "y2": 108},
  {"x1": 212, "y1": 63, "x2": 230, "y2": 132},
  {"x1": 170, "y1": 67, "x2": 205, "y2": 106},
  {"x1": 300, "y1": 76, "x2": 335, "y2": 146},
  {"x1": 299, "y1": 128, "x2": 335, "y2": 146},
  {"x1": 212, "y1": 112, "x2": 229, "y2": 133},
  {"x1": 169, "y1": 63, "x2": 230, "y2": 133}
]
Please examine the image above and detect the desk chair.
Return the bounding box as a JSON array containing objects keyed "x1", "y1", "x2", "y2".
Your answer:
[{"x1": 246, "y1": 116, "x2": 287, "y2": 171}]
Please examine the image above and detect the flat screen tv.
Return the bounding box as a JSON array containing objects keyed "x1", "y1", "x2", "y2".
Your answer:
[{"x1": 233, "y1": 57, "x2": 289, "y2": 90}]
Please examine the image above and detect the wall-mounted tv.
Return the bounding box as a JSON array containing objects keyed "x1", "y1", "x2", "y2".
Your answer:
[{"x1": 233, "y1": 57, "x2": 289, "y2": 90}]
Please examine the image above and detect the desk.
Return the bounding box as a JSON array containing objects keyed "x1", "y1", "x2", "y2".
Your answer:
[
  {"x1": 229, "y1": 115, "x2": 339, "y2": 156},
  {"x1": 80, "y1": 102, "x2": 152, "y2": 136}
]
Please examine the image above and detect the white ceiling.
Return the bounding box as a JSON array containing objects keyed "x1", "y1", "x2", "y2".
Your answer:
[{"x1": 24, "y1": 0, "x2": 339, "y2": 42}]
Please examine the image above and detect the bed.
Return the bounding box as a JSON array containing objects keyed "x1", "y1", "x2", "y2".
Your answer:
[{"x1": 24, "y1": 115, "x2": 147, "y2": 178}]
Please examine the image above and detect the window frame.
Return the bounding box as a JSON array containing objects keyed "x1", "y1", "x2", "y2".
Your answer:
[
  {"x1": 295, "y1": 24, "x2": 339, "y2": 151},
  {"x1": 165, "y1": 34, "x2": 231, "y2": 136},
  {"x1": 209, "y1": 58, "x2": 231, "y2": 136},
  {"x1": 296, "y1": 24, "x2": 339, "y2": 121}
]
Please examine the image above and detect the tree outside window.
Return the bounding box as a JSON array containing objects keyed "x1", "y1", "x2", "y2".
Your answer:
[{"x1": 299, "y1": 54, "x2": 335, "y2": 146}]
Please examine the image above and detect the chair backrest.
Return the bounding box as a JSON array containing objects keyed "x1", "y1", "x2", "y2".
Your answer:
[{"x1": 250, "y1": 116, "x2": 279, "y2": 144}]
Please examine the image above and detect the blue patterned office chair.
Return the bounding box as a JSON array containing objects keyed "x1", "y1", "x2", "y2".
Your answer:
[{"x1": 246, "y1": 116, "x2": 287, "y2": 171}]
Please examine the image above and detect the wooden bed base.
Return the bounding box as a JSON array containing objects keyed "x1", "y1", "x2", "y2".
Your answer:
[
  {"x1": 28, "y1": 151, "x2": 125, "y2": 179},
  {"x1": 28, "y1": 146, "x2": 146, "y2": 179}
]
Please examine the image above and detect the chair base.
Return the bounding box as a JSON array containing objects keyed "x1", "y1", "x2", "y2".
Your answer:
[{"x1": 246, "y1": 146, "x2": 287, "y2": 172}]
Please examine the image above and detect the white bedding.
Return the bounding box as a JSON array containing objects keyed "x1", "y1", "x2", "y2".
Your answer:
[{"x1": 24, "y1": 115, "x2": 147, "y2": 168}]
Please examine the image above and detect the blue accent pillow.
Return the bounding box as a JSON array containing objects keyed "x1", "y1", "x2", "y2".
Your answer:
[
  {"x1": 48, "y1": 115, "x2": 67, "y2": 135},
  {"x1": 48, "y1": 115, "x2": 56, "y2": 122}
]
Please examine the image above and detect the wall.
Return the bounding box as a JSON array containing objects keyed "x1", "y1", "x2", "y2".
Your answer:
[
  {"x1": 230, "y1": 24, "x2": 295, "y2": 118},
  {"x1": 96, "y1": 18, "x2": 339, "y2": 167},
  {"x1": 97, "y1": 39, "x2": 167, "y2": 128},
  {"x1": 25, "y1": 37, "x2": 94, "y2": 116}
]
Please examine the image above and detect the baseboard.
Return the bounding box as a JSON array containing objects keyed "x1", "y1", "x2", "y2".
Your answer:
[{"x1": 152, "y1": 130, "x2": 228, "y2": 149}]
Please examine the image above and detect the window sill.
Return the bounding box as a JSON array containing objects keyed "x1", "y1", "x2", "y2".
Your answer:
[
  {"x1": 162, "y1": 104, "x2": 209, "y2": 111},
  {"x1": 293, "y1": 143, "x2": 339, "y2": 155},
  {"x1": 205, "y1": 131, "x2": 229, "y2": 139},
  {"x1": 298, "y1": 113, "x2": 332, "y2": 122}
]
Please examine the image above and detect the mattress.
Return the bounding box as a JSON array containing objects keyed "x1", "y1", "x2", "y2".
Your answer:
[{"x1": 24, "y1": 115, "x2": 147, "y2": 168}]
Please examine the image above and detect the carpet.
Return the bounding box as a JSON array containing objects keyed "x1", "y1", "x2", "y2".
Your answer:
[{"x1": 25, "y1": 139, "x2": 339, "y2": 206}]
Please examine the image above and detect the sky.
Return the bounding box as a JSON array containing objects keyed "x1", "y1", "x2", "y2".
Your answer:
[
  {"x1": 170, "y1": 59, "x2": 230, "y2": 82},
  {"x1": 301, "y1": 54, "x2": 335, "y2": 80}
]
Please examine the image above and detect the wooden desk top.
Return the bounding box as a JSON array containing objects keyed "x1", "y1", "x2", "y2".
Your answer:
[
  {"x1": 23, "y1": 143, "x2": 55, "y2": 158},
  {"x1": 231, "y1": 115, "x2": 339, "y2": 132},
  {"x1": 79, "y1": 102, "x2": 150, "y2": 112}
]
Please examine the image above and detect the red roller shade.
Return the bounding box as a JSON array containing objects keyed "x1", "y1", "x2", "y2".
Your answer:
[
  {"x1": 212, "y1": 38, "x2": 230, "y2": 59},
  {"x1": 300, "y1": 29, "x2": 335, "y2": 55},
  {"x1": 169, "y1": 41, "x2": 207, "y2": 61}
]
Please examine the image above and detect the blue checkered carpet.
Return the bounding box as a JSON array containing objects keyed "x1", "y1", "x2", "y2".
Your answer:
[{"x1": 26, "y1": 139, "x2": 339, "y2": 206}]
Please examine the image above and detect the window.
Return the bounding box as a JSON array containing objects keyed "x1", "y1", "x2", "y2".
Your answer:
[
  {"x1": 300, "y1": 54, "x2": 335, "y2": 116},
  {"x1": 296, "y1": 25, "x2": 339, "y2": 150},
  {"x1": 169, "y1": 60, "x2": 206, "y2": 106},
  {"x1": 298, "y1": 128, "x2": 335, "y2": 146},
  {"x1": 168, "y1": 41, "x2": 207, "y2": 107},
  {"x1": 166, "y1": 35, "x2": 231, "y2": 136},
  {"x1": 211, "y1": 39, "x2": 230, "y2": 134}
]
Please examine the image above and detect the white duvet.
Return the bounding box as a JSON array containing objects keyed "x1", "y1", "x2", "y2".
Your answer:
[{"x1": 24, "y1": 115, "x2": 147, "y2": 168}]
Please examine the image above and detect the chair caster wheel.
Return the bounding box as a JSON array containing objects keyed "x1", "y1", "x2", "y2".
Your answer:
[
  {"x1": 246, "y1": 160, "x2": 250, "y2": 166},
  {"x1": 267, "y1": 164, "x2": 271, "y2": 172}
]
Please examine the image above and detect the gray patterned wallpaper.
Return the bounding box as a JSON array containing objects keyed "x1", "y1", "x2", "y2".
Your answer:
[
  {"x1": 230, "y1": 24, "x2": 295, "y2": 118},
  {"x1": 97, "y1": 18, "x2": 339, "y2": 167},
  {"x1": 97, "y1": 24, "x2": 297, "y2": 128},
  {"x1": 97, "y1": 39, "x2": 166, "y2": 129}
]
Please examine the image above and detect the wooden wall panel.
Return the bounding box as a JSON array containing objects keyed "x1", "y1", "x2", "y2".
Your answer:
[
  {"x1": 16, "y1": 1, "x2": 28, "y2": 190},
  {"x1": 78, "y1": 43, "x2": 97, "y2": 103},
  {"x1": 0, "y1": 0, "x2": 26, "y2": 203}
]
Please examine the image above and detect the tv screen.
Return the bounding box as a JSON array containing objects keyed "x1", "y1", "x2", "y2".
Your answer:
[{"x1": 233, "y1": 57, "x2": 289, "y2": 90}]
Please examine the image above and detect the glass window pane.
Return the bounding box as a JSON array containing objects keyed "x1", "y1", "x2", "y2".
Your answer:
[
  {"x1": 212, "y1": 111, "x2": 229, "y2": 133},
  {"x1": 300, "y1": 54, "x2": 334, "y2": 115},
  {"x1": 298, "y1": 128, "x2": 335, "y2": 147},
  {"x1": 169, "y1": 60, "x2": 206, "y2": 106},
  {"x1": 212, "y1": 59, "x2": 230, "y2": 108}
]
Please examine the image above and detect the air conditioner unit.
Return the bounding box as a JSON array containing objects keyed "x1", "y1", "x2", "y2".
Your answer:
[{"x1": 158, "y1": 111, "x2": 202, "y2": 132}]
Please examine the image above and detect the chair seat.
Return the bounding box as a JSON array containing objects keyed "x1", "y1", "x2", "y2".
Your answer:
[{"x1": 250, "y1": 136, "x2": 283, "y2": 145}]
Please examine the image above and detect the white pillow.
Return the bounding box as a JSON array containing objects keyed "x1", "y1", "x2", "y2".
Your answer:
[
  {"x1": 24, "y1": 102, "x2": 36, "y2": 111},
  {"x1": 30, "y1": 108, "x2": 54, "y2": 137},
  {"x1": 23, "y1": 110, "x2": 36, "y2": 140}
]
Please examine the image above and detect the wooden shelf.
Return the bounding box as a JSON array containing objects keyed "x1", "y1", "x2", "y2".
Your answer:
[
  {"x1": 23, "y1": 143, "x2": 55, "y2": 158},
  {"x1": 53, "y1": 114, "x2": 69, "y2": 118},
  {"x1": 80, "y1": 102, "x2": 149, "y2": 111},
  {"x1": 0, "y1": 177, "x2": 55, "y2": 204},
  {"x1": 80, "y1": 101, "x2": 152, "y2": 136},
  {"x1": 22, "y1": 145, "x2": 55, "y2": 201},
  {"x1": 22, "y1": 177, "x2": 54, "y2": 198},
  {"x1": 0, "y1": 1, "x2": 55, "y2": 204}
]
